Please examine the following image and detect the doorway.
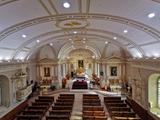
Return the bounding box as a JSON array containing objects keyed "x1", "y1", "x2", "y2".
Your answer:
[{"x1": 0, "y1": 75, "x2": 10, "y2": 107}]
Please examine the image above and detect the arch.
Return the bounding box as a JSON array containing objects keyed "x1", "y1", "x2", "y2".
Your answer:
[
  {"x1": 0, "y1": 75, "x2": 10, "y2": 107},
  {"x1": 58, "y1": 41, "x2": 101, "y2": 60},
  {"x1": 148, "y1": 73, "x2": 160, "y2": 117},
  {"x1": 25, "y1": 33, "x2": 132, "y2": 60},
  {"x1": 12, "y1": 28, "x2": 144, "y2": 59}
]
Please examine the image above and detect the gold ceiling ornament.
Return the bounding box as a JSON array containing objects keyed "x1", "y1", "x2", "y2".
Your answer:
[{"x1": 56, "y1": 19, "x2": 89, "y2": 29}]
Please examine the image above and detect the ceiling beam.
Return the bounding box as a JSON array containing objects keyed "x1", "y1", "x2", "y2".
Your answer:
[
  {"x1": 78, "y1": 0, "x2": 82, "y2": 13},
  {"x1": 38, "y1": 0, "x2": 52, "y2": 15},
  {"x1": 86, "y1": 0, "x2": 90, "y2": 13},
  {"x1": 48, "y1": 0, "x2": 59, "y2": 15}
]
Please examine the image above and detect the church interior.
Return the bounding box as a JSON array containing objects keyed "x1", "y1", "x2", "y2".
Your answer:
[{"x1": 0, "y1": 0, "x2": 160, "y2": 120}]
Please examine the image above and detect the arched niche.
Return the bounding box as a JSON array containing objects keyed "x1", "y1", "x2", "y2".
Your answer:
[
  {"x1": 0, "y1": 75, "x2": 10, "y2": 107},
  {"x1": 38, "y1": 45, "x2": 56, "y2": 60},
  {"x1": 148, "y1": 73, "x2": 160, "y2": 117}
]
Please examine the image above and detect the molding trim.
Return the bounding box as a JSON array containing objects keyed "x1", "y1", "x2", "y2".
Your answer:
[
  {"x1": 0, "y1": 13, "x2": 160, "y2": 42},
  {"x1": 0, "y1": 0, "x2": 19, "y2": 6},
  {"x1": 131, "y1": 64, "x2": 160, "y2": 72}
]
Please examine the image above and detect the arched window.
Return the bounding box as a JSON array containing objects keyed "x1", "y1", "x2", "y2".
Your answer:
[{"x1": 158, "y1": 79, "x2": 160, "y2": 108}]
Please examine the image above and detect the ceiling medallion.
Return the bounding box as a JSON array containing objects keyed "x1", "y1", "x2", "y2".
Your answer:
[{"x1": 56, "y1": 19, "x2": 89, "y2": 29}]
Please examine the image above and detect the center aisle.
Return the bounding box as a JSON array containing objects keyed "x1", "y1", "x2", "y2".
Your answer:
[
  {"x1": 70, "y1": 93, "x2": 83, "y2": 120},
  {"x1": 43, "y1": 89, "x2": 113, "y2": 120},
  {"x1": 69, "y1": 90, "x2": 112, "y2": 120}
]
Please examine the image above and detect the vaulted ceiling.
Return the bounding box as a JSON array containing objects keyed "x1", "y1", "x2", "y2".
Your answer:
[{"x1": 0, "y1": 0, "x2": 160, "y2": 61}]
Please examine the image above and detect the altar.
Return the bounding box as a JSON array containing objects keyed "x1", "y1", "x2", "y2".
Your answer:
[{"x1": 67, "y1": 72, "x2": 91, "y2": 90}]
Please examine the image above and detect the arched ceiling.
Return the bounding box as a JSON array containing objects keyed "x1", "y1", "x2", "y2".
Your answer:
[{"x1": 0, "y1": 0, "x2": 160, "y2": 62}]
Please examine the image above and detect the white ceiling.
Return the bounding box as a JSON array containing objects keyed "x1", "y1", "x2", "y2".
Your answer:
[{"x1": 0, "y1": 0, "x2": 160, "y2": 61}]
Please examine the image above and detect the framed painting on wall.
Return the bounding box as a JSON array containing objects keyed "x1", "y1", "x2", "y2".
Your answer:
[
  {"x1": 78, "y1": 60, "x2": 84, "y2": 68},
  {"x1": 44, "y1": 67, "x2": 50, "y2": 77},
  {"x1": 110, "y1": 66, "x2": 117, "y2": 76}
]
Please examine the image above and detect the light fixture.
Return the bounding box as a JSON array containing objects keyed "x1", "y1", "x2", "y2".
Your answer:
[
  {"x1": 73, "y1": 31, "x2": 77, "y2": 34},
  {"x1": 5, "y1": 57, "x2": 10, "y2": 60},
  {"x1": 67, "y1": 56, "x2": 70, "y2": 59},
  {"x1": 92, "y1": 56, "x2": 95, "y2": 59},
  {"x1": 19, "y1": 57, "x2": 24, "y2": 60},
  {"x1": 83, "y1": 38, "x2": 86, "y2": 40},
  {"x1": 153, "y1": 53, "x2": 159, "y2": 57},
  {"x1": 50, "y1": 43, "x2": 53, "y2": 46},
  {"x1": 123, "y1": 30, "x2": 128, "y2": 33},
  {"x1": 148, "y1": 12, "x2": 155, "y2": 18},
  {"x1": 22, "y1": 34, "x2": 27, "y2": 38},
  {"x1": 36, "y1": 40, "x2": 40, "y2": 43},
  {"x1": 63, "y1": 2, "x2": 70, "y2": 8},
  {"x1": 105, "y1": 41, "x2": 108, "y2": 44},
  {"x1": 113, "y1": 37, "x2": 117, "y2": 40}
]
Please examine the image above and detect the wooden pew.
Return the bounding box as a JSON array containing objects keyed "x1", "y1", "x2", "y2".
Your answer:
[
  {"x1": 16, "y1": 115, "x2": 41, "y2": 120},
  {"x1": 113, "y1": 117, "x2": 141, "y2": 120},
  {"x1": 59, "y1": 94, "x2": 74, "y2": 97},
  {"x1": 111, "y1": 111, "x2": 136, "y2": 117},
  {"x1": 83, "y1": 115, "x2": 107, "y2": 120},
  {"x1": 35, "y1": 99, "x2": 53, "y2": 103},
  {"x1": 32, "y1": 102, "x2": 51, "y2": 106},
  {"x1": 109, "y1": 107, "x2": 131, "y2": 112},
  {"x1": 46, "y1": 115, "x2": 70, "y2": 120},
  {"x1": 83, "y1": 99, "x2": 100, "y2": 103},
  {"x1": 56, "y1": 99, "x2": 74, "y2": 102},
  {"x1": 83, "y1": 111, "x2": 105, "y2": 116},
  {"x1": 105, "y1": 103, "x2": 127, "y2": 107},
  {"x1": 83, "y1": 106, "x2": 104, "y2": 111},
  {"x1": 27, "y1": 106, "x2": 48, "y2": 111},
  {"x1": 38, "y1": 96, "x2": 54, "y2": 100},
  {"x1": 52, "y1": 106, "x2": 72, "y2": 110},
  {"x1": 49, "y1": 110, "x2": 71, "y2": 116},
  {"x1": 104, "y1": 97, "x2": 121, "y2": 101},
  {"x1": 104, "y1": 100, "x2": 124, "y2": 103},
  {"x1": 22, "y1": 110, "x2": 45, "y2": 116},
  {"x1": 54, "y1": 102, "x2": 73, "y2": 106},
  {"x1": 83, "y1": 102, "x2": 101, "y2": 106}
]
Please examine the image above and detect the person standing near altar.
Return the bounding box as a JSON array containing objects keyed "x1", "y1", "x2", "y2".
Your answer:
[{"x1": 62, "y1": 78, "x2": 66, "y2": 88}]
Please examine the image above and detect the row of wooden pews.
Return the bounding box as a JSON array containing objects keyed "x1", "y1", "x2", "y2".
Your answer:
[
  {"x1": 104, "y1": 96, "x2": 141, "y2": 120},
  {"x1": 16, "y1": 96, "x2": 54, "y2": 120},
  {"x1": 83, "y1": 94, "x2": 108, "y2": 120},
  {"x1": 46, "y1": 94, "x2": 75, "y2": 120}
]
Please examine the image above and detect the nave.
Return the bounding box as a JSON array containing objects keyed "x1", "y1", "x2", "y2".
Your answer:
[{"x1": 2, "y1": 89, "x2": 143, "y2": 120}]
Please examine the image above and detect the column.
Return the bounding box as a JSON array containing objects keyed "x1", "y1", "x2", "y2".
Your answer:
[
  {"x1": 63, "y1": 64, "x2": 66, "y2": 77},
  {"x1": 102, "y1": 63, "x2": 106, "y2": 78},
  {"x1": 95, "y1": 62, "x2": 97, "y2": 75},
  {"x1": 97, "y1": 63, "x2": 100, "y2": 77},
  {"x1": 58, "y1": 64, "x2": 62, "y2": 88}
]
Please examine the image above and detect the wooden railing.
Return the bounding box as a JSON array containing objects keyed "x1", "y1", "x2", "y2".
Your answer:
[
  {"x1": 126, "y1": 97, "x2": 158, "y2": 120},
  {"x1": 0, "y1": 100, "x2": 28, "y2": 120}
]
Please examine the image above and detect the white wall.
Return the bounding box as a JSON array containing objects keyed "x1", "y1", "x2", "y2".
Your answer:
[{"x1": 148, "y1": 74, "x2": 160, "y2": 108}]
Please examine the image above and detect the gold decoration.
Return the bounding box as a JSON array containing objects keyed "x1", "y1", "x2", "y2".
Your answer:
[{"x1": 64, "y1": 21, "x2": 81, "y2": 27}]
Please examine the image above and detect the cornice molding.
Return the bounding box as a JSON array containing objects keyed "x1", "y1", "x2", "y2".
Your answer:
[{"x1": 0, "y1": 0, "x2": 19, "y2": 7}]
